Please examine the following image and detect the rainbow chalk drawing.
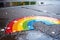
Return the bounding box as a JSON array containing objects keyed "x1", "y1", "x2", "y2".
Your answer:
[{"x1": 5, "y1": 16, "x2": 60, "y2": 34}]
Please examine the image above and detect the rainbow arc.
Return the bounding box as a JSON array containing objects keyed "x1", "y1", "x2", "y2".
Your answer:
[{"x1": 5, "y1": 16, "x2": 60, "y2": 34}]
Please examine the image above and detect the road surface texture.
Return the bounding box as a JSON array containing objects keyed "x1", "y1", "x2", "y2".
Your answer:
[{"x1": 0, "y1": 1, "x2": 60, "y2": 40}]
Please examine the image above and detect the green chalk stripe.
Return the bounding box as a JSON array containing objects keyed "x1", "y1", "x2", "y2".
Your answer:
[{"x1": 23, "y1": 20, "x2": 29, "y2": 30}]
